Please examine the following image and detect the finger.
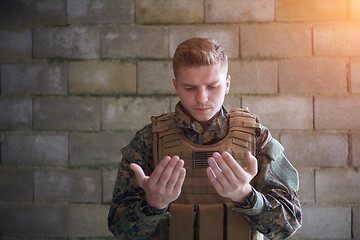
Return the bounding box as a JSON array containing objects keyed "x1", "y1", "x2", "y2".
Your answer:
[
  {"x1": 206, "y1": 167, "x2": 224, "y2": 193},
  {"x1": 221, "y1": 151, "x2": 243, "y2": 172},
  {"x1": 208, "y1": 157, "x2": 229, "y2": 187},
  {"x1": 220, "y1": 151, "x2": 246, "y2": 180},
  {"x1": 158, "y1": 156, "x2": 180, "y2": 187},
  {"x1": 245, "y1": 152, "x2": 258, "y2": 177},
  {"x1": 148, "y1": 156, "x2": 171, "y2": 185},
  {"x1": 166, "y1": 159, "x2": 185, "y2": 189},
  {"x1": 212, "y1": 152, "x2": 237, "y2": 183},
  {"x1": 130, "y1": 163, "x2": 147, "y2": 188},
  {"x1": 173, "y1": 168, "x2": 186, "y2": 195},
  {"x1": 208, "y1": 156, "x2": 222, "y2": 175}
]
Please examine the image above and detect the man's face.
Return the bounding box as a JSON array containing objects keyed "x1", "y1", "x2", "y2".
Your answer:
[{"x1": 173, "y1": 63, "x2": 231, "y2": 126}]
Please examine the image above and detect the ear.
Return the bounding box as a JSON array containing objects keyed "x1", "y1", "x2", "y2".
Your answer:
[
  {"x1": 225, "y1": 75, "x2": 231, "y2": 94},
  {"x1": 173, "y1": 78, "x2": 178, "y2": 90}
]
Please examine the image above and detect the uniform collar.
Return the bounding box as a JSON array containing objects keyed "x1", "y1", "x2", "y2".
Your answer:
[{"x1": 174, "y1": 102, "x2": 229, "y2": 144}]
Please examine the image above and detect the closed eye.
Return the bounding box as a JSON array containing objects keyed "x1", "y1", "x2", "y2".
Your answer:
[{"x1": 184, "y1": 86, "x2": 195, "y2": 91}]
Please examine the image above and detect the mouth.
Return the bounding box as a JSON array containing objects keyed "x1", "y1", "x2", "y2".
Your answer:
[{"x1": 194, "y1": 107, "x2": 210, "y2": 112}]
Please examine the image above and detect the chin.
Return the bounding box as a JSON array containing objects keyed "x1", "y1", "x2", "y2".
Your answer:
[
  {"x1": 187, "y1": 107, "x2": 217, "y2": 123},
  {"x1": 193, "y1": 114, "x2": 214, "y2": 123}
]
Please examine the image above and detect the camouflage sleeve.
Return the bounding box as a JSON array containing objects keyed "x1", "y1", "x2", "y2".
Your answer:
[
  {"x1": 108, "y1": 124, "x2": 170, "y2": 239},
  {"x1": 234, "y1": 126, "x2": 302, "y2": 240}
]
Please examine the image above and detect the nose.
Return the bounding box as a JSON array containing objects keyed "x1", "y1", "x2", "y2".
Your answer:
[{"x1": 196, "y1": 88, "x2": 208, "y2": 103}]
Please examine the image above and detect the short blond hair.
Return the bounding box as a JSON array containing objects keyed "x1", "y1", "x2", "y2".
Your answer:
[{"x1": 173, "y1": 38, "x2": 228, "y2": 78}]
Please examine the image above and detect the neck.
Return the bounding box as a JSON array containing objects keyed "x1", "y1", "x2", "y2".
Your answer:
[{"x1": 198, "y1": 110, "x2": 221, "y2": 131}]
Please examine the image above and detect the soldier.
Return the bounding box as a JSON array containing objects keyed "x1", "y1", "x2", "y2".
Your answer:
[{"x1": 108, "y1": 37, "x2": 302, "y2": 240}]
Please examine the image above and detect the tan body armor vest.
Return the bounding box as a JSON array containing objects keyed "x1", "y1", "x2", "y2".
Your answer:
[{"x1": 151, "y1": 108, "x2": 262, "y2": 240}]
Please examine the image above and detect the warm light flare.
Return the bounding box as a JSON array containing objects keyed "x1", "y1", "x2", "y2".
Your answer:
[{"x1": 350, "y1": 0, "x2": 360, "y2": 20}]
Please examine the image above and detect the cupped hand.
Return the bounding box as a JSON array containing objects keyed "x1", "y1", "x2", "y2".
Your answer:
[
  {"x1": 206, "y1": 151, "x2": 257, "y2": 203},
  {"x1": 130, "y1": 155, "x2": 186, "y2": 210}
]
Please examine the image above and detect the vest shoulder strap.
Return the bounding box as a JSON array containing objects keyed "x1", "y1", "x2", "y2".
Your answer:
[
  {"x1": 229, "y1": 108, "x2": 261, "y2": 129},
  {"x1": 151, "y1": 112, "x2": 178, "y2": 166},
  {"x1": 152, "y1": 112, "x2": 176, "y2": 133}
]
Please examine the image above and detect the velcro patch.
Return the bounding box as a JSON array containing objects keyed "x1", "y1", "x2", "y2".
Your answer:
[{"x1": 193, "y1": 151, "x2": 219, "y2": 168}]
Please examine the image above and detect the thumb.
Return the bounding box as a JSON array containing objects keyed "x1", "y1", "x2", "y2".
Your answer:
[
  {"x1": 245, "y1": 152, "x2": 258, "y2": 177},
  {"x1": 130, "y1": 163, "x2": 148, "y2": 188}
]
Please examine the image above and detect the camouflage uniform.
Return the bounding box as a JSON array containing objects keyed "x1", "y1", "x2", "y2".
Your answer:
[{"x1": 108, "y1": 103, "x2": 302, "y2": 240}]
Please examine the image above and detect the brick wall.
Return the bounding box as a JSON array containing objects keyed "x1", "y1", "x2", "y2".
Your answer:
[{"x1": 0, "y1": 0, "x2": 359, "y2": 239}]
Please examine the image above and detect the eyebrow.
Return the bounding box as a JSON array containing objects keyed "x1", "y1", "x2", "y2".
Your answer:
[{"x1": 181, "y1": 80, "x2": 220, "y2": 87}]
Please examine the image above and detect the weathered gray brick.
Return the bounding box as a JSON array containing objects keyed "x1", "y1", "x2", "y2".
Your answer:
[
  {"x1": 315, "y1": 96, "x2": 360, "y2": 130},
  {"x1": 102, "y1": 97, "x2": 171, "y2": 131},
  {"x1": 351, "y1": 60, "x2": 360, "y2": 93},
  {"x1": 69, "y1": 131, "x2": 134, "y2": 166},
  {"x1": 0, "y1": 134, "x2": 4, "y2": 160},
  {"x1": 69, "y1": 204, "x2": 112, "y2": 237},
  {"x1": 241, "y1": 23, "x2": 312, "y2": 58},
  {"x1": 297, "y1": 168, "x2": 314, "y2": 203},
  {"x1": 229, "y1": 60, "x2": 277, "y2": 94},
  {"x1": 170, "y1": 25, "x2": 239, "y2": 58},
  {"x1": 101, "y1": 25, "x2": 168, "y2": 58},
  {"x1": 1, "y1": 62, "x2": 67, "y2": 94},
  {"x1": 279, "y1": 58, "x2": 347, "y2": 93},
  {"x1": 223, "y1": 95, "x2": 241, "y2": 111},
  {"x1": 0, "y1": 0, "x2": 66, "y2": 26},
  {"x1": 34, "y1": 169, "x2": 101, "y2": 202},
  {"x1": 223, "y1": 94, "x2": 241, "y2": 110},
  {"x1": 34, "y1": 97, "x2": 100, "y2": 131},
  {"x1": 68, "y1": 0, "x2": 134, "y2": 24},
  {"x1": 69, "y1": 61, "x2": 136, "y2": 94},
  {"x1": 0, "y1": 169, "x2": 33, "y2": 201},
  {"x1": 103, "y1": 169, "x2": 117, "y2": 203},
  {"x1": 138, "y1": 60, "x2": 174, "y2": 94},
  {"x1": 354, "y1": 207, "x2": 360, "y2": 240},
  {"x1": 276, "y1": 0, "x2": 347, "y2": 21},
  {"x1": 206, "y1": 0, "x2": 274, "y2": 23},
  {"x1": 316, "y1": 168, "x2": 360, "y2": 203},
  {"x1": 281, "y1": 132, "x2": 348, "y2": 168},
  {"x1": 0, "y1": 97, "x2": 32, "y2": 130},
  {"x1": 242, "y1": 96, "x2": 313, "y2": 130},
  {"x1": 0, "y1": 28, "x2": 31, "y2": 59},
  {"x1": 0, "y1": 203, "x2": 67, "y2": 237},
  {"x1": 268, "y1": 130, "x2": 280, "y2": 141},
  {"x1": 314, "y1": 24, "x2": 360, "y2": 57},
  {"x1": 136, "y1": 0, "x2": 203, "y2": 24},
  {"x1": 352, "y1": 132, "x2": 360, "y2": 167},
  {"x1": 33, "y1": 26, "x2": 99, "y2": 59},
  {"x1": 2, "y1": 133, "x2": 68, "y2": 166},
  {"x1": 291, "y1": 204, "x2": 351, "y2": 239},
  {"x1": 170, "y1": 96, "x2": 180, "y2": 110}
]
